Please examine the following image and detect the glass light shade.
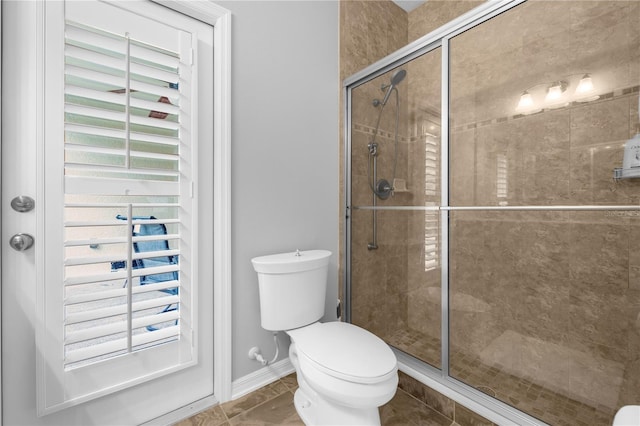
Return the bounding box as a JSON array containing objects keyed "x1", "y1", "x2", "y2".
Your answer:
[
  {"x1": 575, "y1": 74, "x2": 599, "y2": 102},
  {"x1": 545, "y1": 83, "x2": 564, "y2": 101},
  {"x1": 575, "y1": 74, "x2": 594, "y2": 94},
  {"x1": 517, "y1": 91, "x2": 534, "y2": 110}
]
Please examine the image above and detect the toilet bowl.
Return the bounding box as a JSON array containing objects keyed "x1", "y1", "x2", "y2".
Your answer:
[
  {"x1": 287, "y1": 322, "x2": 398, "y2": 425},
  {"x1": 251, "y1": 250, "x2": 398, "y2": 425},
  {"x1": 614, "y1": 405, "x2": 640, "y2": 426}
]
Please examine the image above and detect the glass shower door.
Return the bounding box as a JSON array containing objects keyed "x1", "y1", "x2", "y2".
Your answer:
[
  {"x1": 349, "y1": 46, "x2": 443, "y2": 369},
  {"x1": 448, "y1": 1, "x2": 640, "y2": 424}
]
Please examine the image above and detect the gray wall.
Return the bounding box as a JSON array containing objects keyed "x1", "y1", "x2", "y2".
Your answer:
[{"x1": 216, "y1": 1, "x2": 340, "y2": 381}]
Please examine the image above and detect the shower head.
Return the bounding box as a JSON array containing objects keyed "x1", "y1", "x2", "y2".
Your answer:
[
  {"x1": 390, "y1": 69, "x2": 407, "y2": 86},
  {"x1": 381, "y1": 69, "x2": 407, "y2": 106}
]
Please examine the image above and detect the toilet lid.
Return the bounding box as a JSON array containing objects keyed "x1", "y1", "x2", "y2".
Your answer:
[{"x1": 288, "y1": 322, "x2": 397, "y2": 382}]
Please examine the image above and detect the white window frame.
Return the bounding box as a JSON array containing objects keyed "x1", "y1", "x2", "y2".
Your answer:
[
  {"x1": 117, "y1": 0, "x2": 234, "y2": 407},
  {"x1": 136, "y1": 4, "x2": 232, "y2": 406},
  {"x1": 37, "y1": 0, "x2": 204, "y2": 414},
  {"x1": 158, "y1": 0, "x2": 234, "y2": 406},
  {"x1": 0, "y1": 0, "x2": 231, "y2": 419}
]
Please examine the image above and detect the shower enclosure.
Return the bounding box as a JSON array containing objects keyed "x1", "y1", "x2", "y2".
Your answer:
[{"x1": 344, "y1": 1, "x2": 640, "y2": 425}]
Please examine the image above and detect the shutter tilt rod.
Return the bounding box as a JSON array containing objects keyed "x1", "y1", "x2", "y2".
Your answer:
[
  {"x1": 125, "y1": 32, "x2": 131, "y2": 169},
  {"x1": 126, "y1": 204, "x2": 133, "y2": 352}
]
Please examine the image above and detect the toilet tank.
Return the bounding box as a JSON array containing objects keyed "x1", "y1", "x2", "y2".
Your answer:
[{"x1": 251, "y1": 250, "x2": 331, "y2": 331}]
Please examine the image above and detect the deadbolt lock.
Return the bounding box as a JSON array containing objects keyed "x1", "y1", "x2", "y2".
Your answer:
[{"x1": 11, "y1": 196, "x2": 35, "y2": 213}]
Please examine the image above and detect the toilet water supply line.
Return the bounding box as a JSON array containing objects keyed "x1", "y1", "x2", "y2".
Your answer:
[{"x1": 248, "y1": 332, "x2": 279, "y2": 366}]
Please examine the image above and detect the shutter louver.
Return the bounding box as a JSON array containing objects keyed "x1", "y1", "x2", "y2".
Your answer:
[
  {"x1": 35, "y1": 1, "x2": 203, "y2": 414},
  {"x1": 62, "y1": 21, "x2": 190, "y2": 369},
  {"x1": 424, "y1": 130, "x2": 439, "y2": 271}
]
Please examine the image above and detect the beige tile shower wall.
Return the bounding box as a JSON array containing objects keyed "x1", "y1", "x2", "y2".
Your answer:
[
  {"x1": 340, "y1": 1, "x2": 408, "y2": 80},
  {"x1": 351, "y1": 209, "x2": 412, "y2": 341},
  {"x1": 408, "y1": 1, "x2": 483, "y2": 43},
  {"x1": 340, "y1": 1, "x2": 409, "y2": 340},
  {"x1": 449, "y1": 211, "x2": 640, "y2": 410}
]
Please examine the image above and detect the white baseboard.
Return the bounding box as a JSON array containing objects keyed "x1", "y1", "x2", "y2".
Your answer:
[{"x1": 231, "y1": 357, "x2": 295, "y2": 400}]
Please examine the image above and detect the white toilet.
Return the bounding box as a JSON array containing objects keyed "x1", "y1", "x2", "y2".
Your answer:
[
  {"x1": 614, "y1": 406, "x2": 640, "y2": 425},
  {"x1": 251, "y1": 249, "x2": 398, "y2": 426}
]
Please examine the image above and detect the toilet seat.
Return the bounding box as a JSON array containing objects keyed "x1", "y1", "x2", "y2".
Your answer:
[{"x1": 287, "y1": 321, "x2": 397, "y2": 384}]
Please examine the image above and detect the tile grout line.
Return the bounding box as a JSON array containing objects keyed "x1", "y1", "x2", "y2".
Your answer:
[
  {"x1": 218, "y1": 405, "x2": 230, "y2": 426},
  {"x1": 227, "y1": 389, "x2": 298, "y2": 424},
  {"x1": 396, "y1": 386, "x2": 456, "y2": 425},
  {"x1": 220, "y1": 379, "x2": 294, "y2": 423}
]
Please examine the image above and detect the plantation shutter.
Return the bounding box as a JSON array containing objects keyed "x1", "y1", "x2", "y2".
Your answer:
[
  {"x1": 424, "y1": 127, "x2": 439, "y2": 271},
  {"x1": 39, "y1": 1, "x2": 198, "y2": 413}
]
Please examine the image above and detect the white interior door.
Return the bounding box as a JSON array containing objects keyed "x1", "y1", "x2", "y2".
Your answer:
[{"x1": 1, "y1": 1, "x2": 214, "y2": 424}]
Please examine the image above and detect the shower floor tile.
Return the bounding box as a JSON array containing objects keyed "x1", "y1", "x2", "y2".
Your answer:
[{"x1": 386, "y1": 327, "x2": 617, "y2": 426}]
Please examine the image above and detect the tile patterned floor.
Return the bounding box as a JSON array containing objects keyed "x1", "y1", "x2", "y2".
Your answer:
[
  {"x1": 174, "y1": 373, "x2": 466, "y2": 426},
  {"x1": 177, "y1": 325, "x2": 618, "y2": 425}
]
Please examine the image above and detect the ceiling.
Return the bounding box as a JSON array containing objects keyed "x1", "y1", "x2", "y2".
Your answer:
[{"x1": 392, "y1": 0, "x2": 426, "y2": 12}]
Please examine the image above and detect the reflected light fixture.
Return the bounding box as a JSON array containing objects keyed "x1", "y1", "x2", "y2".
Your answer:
[
  {"x1": 515, "y1": 89, "x2": 542, "y2": 114},
  {"x1": 576, "y1": 74, "x2": 593, "y2": 93},
  {"x1": 545, "y1": 80, "x2": 568, "y2": 102},
  {"x1": 575, "y1": 73, "x2": 599, "y2": 102},
  {"x1": 517, "y1": 91, "x2": 534, "y2": 110},
  {"x1": 515, "y1": 73, "x2": 598, "y2": 113}
]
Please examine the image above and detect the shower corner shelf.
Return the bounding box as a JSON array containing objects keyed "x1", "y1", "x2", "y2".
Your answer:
[
  {"x1": 614, "y1": 168, "x2": 640, "y2": 180},
  {"x1": 392, "y1": 178, "x2": 409, "y2": 193}
]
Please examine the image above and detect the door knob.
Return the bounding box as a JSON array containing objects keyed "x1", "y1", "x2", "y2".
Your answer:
[{"x1": 9, "y1": 233, "x2": 34, "y2": 251}]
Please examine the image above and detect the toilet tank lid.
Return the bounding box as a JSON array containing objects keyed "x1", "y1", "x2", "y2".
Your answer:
[
  {"x1": 251, "y1": 250, "x2": 331, "y2": 274},
  {"x1": 288, "y1": 322, "x2": 397, "y2": 382}
]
